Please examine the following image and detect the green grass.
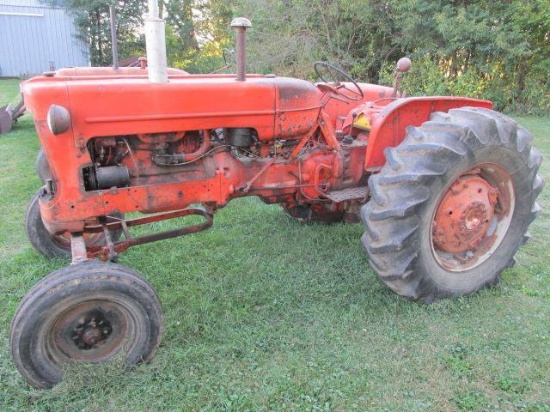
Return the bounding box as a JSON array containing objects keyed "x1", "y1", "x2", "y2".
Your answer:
[{"x1": 0, "y1": 79, "x2": 549, "y2": 411}]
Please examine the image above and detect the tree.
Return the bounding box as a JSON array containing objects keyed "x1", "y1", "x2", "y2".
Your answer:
[
  {"x1": 233, "y1": 0, "x2": 548, "y2": 112},
  {"x1": 390, "y1": 0, "x2": 549, "y2": 111},
  {"x1": 41, "y1": 0, "x2": 146, "y2": 66},
  {"x1": 162, "y1": 0, "x2": 233, "y2": 72},
  {"x1": 230, "y1": 0, "x2": 403, "y2": 81}
]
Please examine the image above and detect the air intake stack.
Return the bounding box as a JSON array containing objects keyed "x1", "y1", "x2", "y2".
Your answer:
[{"x1": 144, "y1": 0, "x2": 168, "y2": 83}]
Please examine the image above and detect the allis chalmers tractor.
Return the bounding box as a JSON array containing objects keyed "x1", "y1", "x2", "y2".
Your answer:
[{"x1": 11, "y1": 13, "x2": 543, "y2": 388}]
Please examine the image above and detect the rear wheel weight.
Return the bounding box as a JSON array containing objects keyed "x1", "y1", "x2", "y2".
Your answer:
[
  {"x1": 361, "y1": 108, "x2": 543, "y2": 301},
  {"x1": 10, "y1": 261, "x2": 164, "y2": 388}
]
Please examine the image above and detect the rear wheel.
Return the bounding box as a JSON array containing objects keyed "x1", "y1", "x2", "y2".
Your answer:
[
  {"x1": 10, "y1": 261, "x2": 164, "y2": 388},
  {"x1": 361, "y1": 108, "x2": 543, "y2": 301},
  {"x1": 25, "y1": 189, "x2": 123, "y2": 258}
]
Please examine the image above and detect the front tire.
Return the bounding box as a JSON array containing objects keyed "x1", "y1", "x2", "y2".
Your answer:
[
  {"x1": 36, "y1": 148, "x2": 52, "y2": 183},
  {"x1": 25, "y1": 189, "x2": 123, "y2": 258},
  {"x1": 10, "y1": 261, "x2": 164, "y2": 388},
  {"x1": 361, "y1": 108, "x2": 543, "y2": 302}
]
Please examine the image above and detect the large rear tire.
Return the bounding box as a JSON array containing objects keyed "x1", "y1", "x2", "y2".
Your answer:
[
  {"x1": 10, "y1": 261, "x2": 164, "y2": 388},
  {"x1": 361, "y1": 108, "x2": 543, "y2": 302}
]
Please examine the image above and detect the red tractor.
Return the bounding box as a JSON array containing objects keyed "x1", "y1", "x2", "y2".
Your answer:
[{"x1": 11, "y1": 16, "x2": 542, "y2": 388}]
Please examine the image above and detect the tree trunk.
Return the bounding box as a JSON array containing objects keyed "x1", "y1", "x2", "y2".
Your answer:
[{"x1": 96, "y1": 9, "x2": 103, "y2": 66}]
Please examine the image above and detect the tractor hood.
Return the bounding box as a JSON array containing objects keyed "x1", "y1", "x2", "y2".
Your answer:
[{"x1": 22, "y1": 72, "x2": 324, "y2": 142}]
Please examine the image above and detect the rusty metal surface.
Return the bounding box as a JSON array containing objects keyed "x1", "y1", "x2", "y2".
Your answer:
[
  {"x1": 85, "y1": 208, "x2": 213, "y2": 259},
  {"x1": 324, "y1": 186, "x2": 369, "y2": 202},
  {"x1": 433, "y1": 175, "x2": 496, "y2": 254},
  {"x1": 230, "y1": 18, "x2": 251, "y2": 81},
  {"x1": 431, "y1": 164, "x2": 514, "y2": 271},
  {"x1": 348, "y1": 97, "x2": 493, "y2": 169},
  {"x1": 0, "y1": 105, "x2": 12, "y2": 134},
  {"x1": 0, "y1": 99, "x2": 25, "y2": 134},
  {"x1": 52, "y1": 301, "x2": 128, "y2": 362}
]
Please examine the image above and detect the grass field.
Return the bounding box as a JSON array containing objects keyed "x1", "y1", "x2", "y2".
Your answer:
[{"x1": 0, "y1": 79, "x2": 548, "y2": 411}]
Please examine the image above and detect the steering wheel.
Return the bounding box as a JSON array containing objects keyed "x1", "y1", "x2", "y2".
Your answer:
[{"x1": 314, "y1": 62, "x2": 364, "y2": 101}]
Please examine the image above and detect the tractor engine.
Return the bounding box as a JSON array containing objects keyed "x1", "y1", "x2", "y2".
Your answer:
[
  {"x1": 84, "y1": 130, "x2": 216, "y2": 191},
  {"x1": 80, "y1": 113, "x2": 369, "y2": 214},
  {"x1": 84, "y1": 127, "x2": 301, "y2": 191}
]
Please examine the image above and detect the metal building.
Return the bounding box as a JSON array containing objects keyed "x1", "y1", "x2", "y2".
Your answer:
[{"x1": 0, "y1": 0, "x2": 89, "y2": 77}]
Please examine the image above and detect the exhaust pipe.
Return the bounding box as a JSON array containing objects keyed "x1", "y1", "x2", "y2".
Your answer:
[
  {"x1": 144, "y1": 0, "x2": 168, "y2": 83},
  {"x1": 109, "y1": 6, "x2": 119, "y2": 69},
  {"x1": 230, "y1": 18, "x2": 252, "y2": 81}
]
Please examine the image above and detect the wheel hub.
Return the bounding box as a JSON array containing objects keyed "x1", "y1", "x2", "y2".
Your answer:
[
  {"x1": 71, "y1": 314, "x2": 113, "y2": 350},
  {"x1": 433, "y1": 175, "x2": 499, "y2": 254},
  {"x1": 462, "y1": 202, "x2": 487, "y2": 231}
]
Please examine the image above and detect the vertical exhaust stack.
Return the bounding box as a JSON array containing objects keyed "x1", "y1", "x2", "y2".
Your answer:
[
  {"x1": 230, "y1": 18, "x2": 252, "y2": 81},
  {"x1": 144, "y1": 0, "x2": 168, "y2": 83},
  {"x1": 109, "y1": 6, "x2": 119, "y2": 69}
]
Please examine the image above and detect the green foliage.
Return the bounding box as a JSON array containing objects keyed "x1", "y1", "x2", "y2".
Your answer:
[
  {"x1": 231, "y1": 0, "x2": 401, "y2": 81},
  {"x1": 233, "y1": 0, "x2": 549, "y2": 113},
  {"x1": 395, "y1": 0, "x2": 550, "y2": 112},
  {"x1": 164, "y1": 0, "x2": 233, "y2": 74}
]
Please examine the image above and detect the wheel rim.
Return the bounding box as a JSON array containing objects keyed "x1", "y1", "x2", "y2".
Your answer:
[
  {"x1": 431, "y1": 164, "x2": 515, "y2": 272},
  {"x1": 47, "y1": 298, "x2": 139, "y2": 363}
]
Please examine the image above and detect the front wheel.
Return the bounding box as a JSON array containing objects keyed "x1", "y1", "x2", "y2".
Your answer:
[
  {"x1": 36, "y1": 148, "x2": 52, "y2": 183},
  {"x1": 361, "y1": 108, "x2": 543, "y2": 302},
  {"x1": 10, "y1": 261, "x2": 164, "y2": 388},
  {"x1": 25, "y1": 189, "x2": 123, "y2": 259}
]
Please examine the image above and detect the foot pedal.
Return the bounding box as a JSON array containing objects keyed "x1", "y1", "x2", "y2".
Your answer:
[{"x1": 324, "y1": 186, "x2": 369, "y2": 202}]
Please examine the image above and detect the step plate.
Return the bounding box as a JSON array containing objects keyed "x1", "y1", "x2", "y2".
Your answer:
[{"x1": 324, "y1": 186, "x2": 369, "y2": 202}]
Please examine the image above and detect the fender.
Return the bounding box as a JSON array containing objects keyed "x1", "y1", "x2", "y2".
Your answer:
[{"x1": 365, "y1": 96, "x2": 493, "y2": 170}]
